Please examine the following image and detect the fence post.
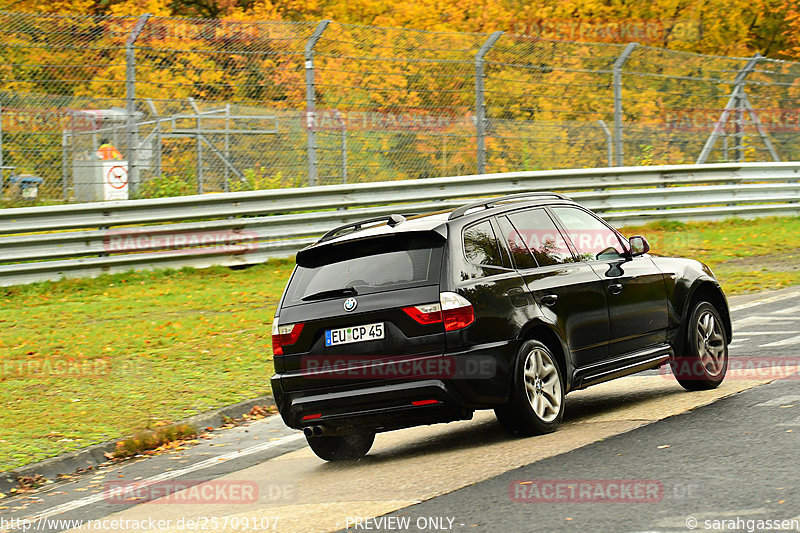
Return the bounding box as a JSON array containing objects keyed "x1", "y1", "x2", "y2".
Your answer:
[
  {"x1": 0, "y1": 104, "x2": 4, "y2": 195},
  {"x1": 597, "y1": 120, "x2": 613, "y2": 167},
  {"x1": 61, "y1": 131, "x2": 69, "y2": 200},
  {"x1": 612, "y1": 43, "x2": 637, "y2": 167},
  {"x1": 146, "y1": 99, "x2": 162, "y2": 180},
  {"x1": 336, "y1": 110, "x2": 348, "y2": 184},
  {"x1": 125, "y1": 13, "x2": 151, "y2": 197},
  {"x1": 475, "y1": 31, "x2": 503, "y2": 175},
  {"x1": 696, "y1": 54, "x2": 761, "y2": 164},
  {"x1": 224, "y1": 103, "x2": 231, "y2": 192},
  {"x1": 734, "y1": 56, "x2": 762, "y2": 161},
  {"x1": 188, "y1": 97, "x2": 203, "y2": 193},
  {"x1": 305, "y1": 20, "x2": 330, "y2": 187}
]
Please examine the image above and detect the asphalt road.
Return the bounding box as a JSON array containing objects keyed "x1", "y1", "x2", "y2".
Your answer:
[
  {"x1": 1, "y1": 286, "x2": 799, "y2": 533},
  {"x1": 379, "y1": 377, "x2": 800, "y2": 533}
]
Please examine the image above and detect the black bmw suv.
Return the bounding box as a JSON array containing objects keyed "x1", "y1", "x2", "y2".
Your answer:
[{"x1": 270, "y1": 193, "x2": 731, "y2": 461}]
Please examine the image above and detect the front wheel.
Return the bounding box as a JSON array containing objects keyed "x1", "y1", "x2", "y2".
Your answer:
[
  {"x1": 495, "y1": 340, "x2": 565, "y2": 436},
  {"x1": 671, "y1": 301, "x2": 728, "y2": 391},
  {"x1": 306, "y1": 432, "x2": 375, "y2": 461}
]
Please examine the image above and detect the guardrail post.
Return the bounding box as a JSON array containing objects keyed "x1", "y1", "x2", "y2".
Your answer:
[
  {"x1": 613, "y1": 43, "x2": 637, "y2": 167},
  {"x1": 475, "y1": 31, "x2": 503, "y2": 175},
  {"x1": 697, "y1": 54, "x2": 761, "y2": 164},
  {"x1": 126, "y1": 13, "x2": 151, "y2": 197},
  {"x1": 305, "y1": 20, "x2": 330, "y2": 187}
]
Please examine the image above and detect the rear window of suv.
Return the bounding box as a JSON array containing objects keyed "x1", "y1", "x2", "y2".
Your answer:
[{"x1": 285, "y1": 233, "x2": 444, "y2": 305}]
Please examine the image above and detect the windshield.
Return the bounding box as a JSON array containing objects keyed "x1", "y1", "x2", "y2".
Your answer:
[{"x1": 285, "y1": 234, "x2": 444, "y2": 305}]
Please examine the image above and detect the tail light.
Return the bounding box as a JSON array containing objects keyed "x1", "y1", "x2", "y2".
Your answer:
[
  {"x1": 403, "y1": 292, "x2": 474, "y2": 332},
  {"x1": 271, "y1": 320, "x2": 304, "y2": 356},
  {"x1": 402, "y1": 303, "x2": 442, "y2": 324},
  {"x1": 440, "y1": 292, "x2": 475, "y2": 331}
]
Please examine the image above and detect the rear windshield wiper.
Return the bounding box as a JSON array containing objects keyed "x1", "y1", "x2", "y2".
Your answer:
[{"x1": 301, "y1": 286, "x2": 358, "y2": 301}]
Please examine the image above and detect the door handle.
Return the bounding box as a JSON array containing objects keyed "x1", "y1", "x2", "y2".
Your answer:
[
  {"x1": 609, "y1": 283, "x2": 623, "y2": 295},
  {"x1": 540, "y1": 294, "x2": 558, "y2": 307}
]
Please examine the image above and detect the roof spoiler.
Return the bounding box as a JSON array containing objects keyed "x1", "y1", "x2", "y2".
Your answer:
[{"x1": 316, "y1": 214, "x2": 407, "y2": 244}]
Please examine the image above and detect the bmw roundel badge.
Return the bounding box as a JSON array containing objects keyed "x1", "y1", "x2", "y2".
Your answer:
[{"x1": 343, "y1": 297, "x2": 358, "y2": 312}]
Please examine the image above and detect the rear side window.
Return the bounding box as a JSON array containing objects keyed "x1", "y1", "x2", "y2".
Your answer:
[
  {"x1": 286, "y1": 234, "x2": 443, "y2": 305},
  {"x1": 463, "y1": 220, "x2": 503, "y2": 268},
  {"x1": 506, "y1": 208, "x2": 574, "y2": 266},
  {"x1": 496, "y1": 215, "x2": 537, "y2": 269}
]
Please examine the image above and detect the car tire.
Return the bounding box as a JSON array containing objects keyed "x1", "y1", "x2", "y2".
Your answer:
[
  {"x1": 671, "y1": 301, "x2": 728, "y2": 391},
  {"x1": 305, "y1": 432, "x2": 375, "y2": 461},
  {"x1": 495, "y1": 339, "x2": 565, "y2": 436}
]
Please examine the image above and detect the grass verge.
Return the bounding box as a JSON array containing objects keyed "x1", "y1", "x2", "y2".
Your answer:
[
  {"x1": 1, "y1": 216, "x2": 799, "y2": 471},
  {"x1": 0, "y1": 261, "x2": 294, "y2": 471},
  {"x1": 621, "y1": 216, "x2": 800, "y2": 293}
]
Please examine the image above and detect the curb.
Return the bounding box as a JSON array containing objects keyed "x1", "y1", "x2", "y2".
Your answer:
[{"x1": 0, "y1": 395, "x2": 275, "y2": 495}]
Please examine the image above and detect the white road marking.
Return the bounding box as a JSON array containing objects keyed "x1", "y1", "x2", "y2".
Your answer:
[
  {"x1": 733, "y1": 316, "x2": 800, "y2": 327},
  {"x1": 772, "y1": 304, "x2": 800, "y2": 315},
  {"x1": 734, "y1": 331, "x2": 800, "y2": 335},
  {"x1": 754, "y1": 395, "x2": 800, "y2": 407},
  {"x1": 16, "y1": 432, "x2": 304, "y2": 524},
  {"x1": 763, "y1": 335, "x2": 800, "y2": 347},
  {"x1": 730, "y1": 288, "x2": 800, "y2": 312}
]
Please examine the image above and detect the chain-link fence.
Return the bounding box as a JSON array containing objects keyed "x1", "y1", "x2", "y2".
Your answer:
[{"x1": 2, "y1": 10, "x2": 800, "y2": 203}]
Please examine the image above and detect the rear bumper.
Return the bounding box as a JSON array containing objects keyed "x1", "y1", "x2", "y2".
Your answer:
[
  {"x1": 271, "y1": 377, "x2": 473, "y2": 434},
  {"x1": 270, "y1": 339, "x2": 519, "y2": 433}
]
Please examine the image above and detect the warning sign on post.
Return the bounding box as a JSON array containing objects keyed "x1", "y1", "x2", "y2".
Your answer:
[{"x1": 102, "y1": 161, "x2": 129, "y2": 201}]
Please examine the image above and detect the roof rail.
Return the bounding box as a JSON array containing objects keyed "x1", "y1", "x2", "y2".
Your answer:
[
  {"x1": 447, "y1": 192, "x2": 571, "y2": 220},
  {"x1": 316, "y1": 214, "x2": 407, "y2": 244}
]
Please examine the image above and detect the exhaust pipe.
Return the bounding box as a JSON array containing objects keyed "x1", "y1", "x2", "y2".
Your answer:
[{"x1": 303, "y1": 425, "x2": 326, "y2": 437}]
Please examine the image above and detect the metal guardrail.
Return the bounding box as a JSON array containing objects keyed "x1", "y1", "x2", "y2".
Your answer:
[{"x1": 2, "y1": 162, "x2": 799, "y2": 287}]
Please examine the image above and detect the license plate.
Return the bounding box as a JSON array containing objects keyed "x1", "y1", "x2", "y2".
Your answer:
[{"x1": 325, "y1": 323, "x2": 385, "y2": 347}]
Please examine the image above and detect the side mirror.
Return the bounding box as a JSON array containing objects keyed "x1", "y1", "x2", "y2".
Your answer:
[{"x1": 628, "y1": 235, "x2": 650, "y2": 257}]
